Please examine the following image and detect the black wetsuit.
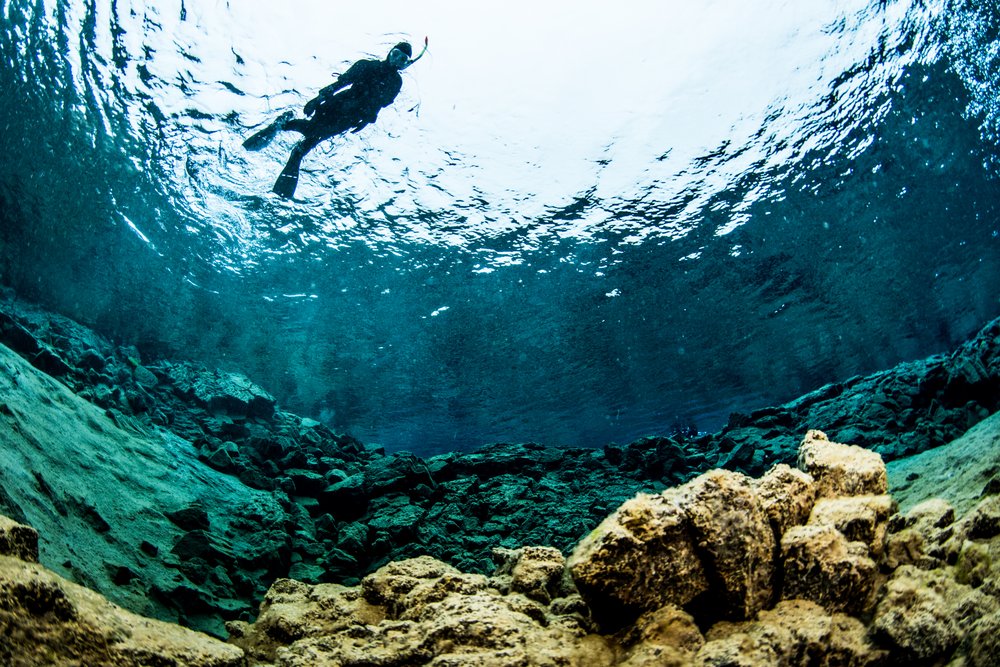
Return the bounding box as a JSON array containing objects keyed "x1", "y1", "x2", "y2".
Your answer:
[{"x1": 272, "y1": 58, "x2": 404, "y2": 197}]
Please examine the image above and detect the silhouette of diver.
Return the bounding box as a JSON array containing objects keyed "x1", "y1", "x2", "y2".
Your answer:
[{"x1": 243, "y1": 39, "x2": 427, "y2": 198}]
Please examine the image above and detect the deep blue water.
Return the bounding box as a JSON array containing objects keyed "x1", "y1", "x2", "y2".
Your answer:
[{"x1": 1, "y1": 0, "x2": 998, "y2": 455}]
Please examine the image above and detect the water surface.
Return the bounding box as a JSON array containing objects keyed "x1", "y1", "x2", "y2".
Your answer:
[{"x1": 1, "y1": 0, "x2": 998, "y2": 453}]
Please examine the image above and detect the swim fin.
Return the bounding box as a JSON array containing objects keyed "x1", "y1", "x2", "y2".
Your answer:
[
  {"x1": 272, "y1": 171, "x2": 299, "y2": 198},
  {"x1": 273, "y1": 149, "x2": 303, "y2": 198},
  {"x1": 243, "y1": 111, "x2": 294, "y2": 151}
]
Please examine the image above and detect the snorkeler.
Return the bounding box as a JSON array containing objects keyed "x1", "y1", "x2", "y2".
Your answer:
[{"x1": 243, "y1": 38, "x2": 427, "y2": 199}]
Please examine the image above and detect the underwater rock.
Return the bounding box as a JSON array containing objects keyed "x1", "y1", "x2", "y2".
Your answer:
[
  {"x1": 567, "y1": 490, "x2": 707, "y2": 628},
  {"x1": 490, "y1": 545, "x2": 569, "y2": 604},
  {"x1": 572, "y1": 432, "x2": 899, "y2": 632},
  {"x1": 808, "y1": 494, "x2": 894, "y2": 559},
  {"x1": 872, "y1": 565, "x2": 997, "y2": 662},
  {"x1": 0, "y1": 519, "x2": 243, "y2": 666},
  {"x1": 2, "y1": 422, "x2": 1000, "y2": 663},
  {"x1": 798, "y1": 430, "x2": 888, "y2": 498},
  {"x1": 0, "y1": 339, "x2": 292, "y2": 636},
  {"x1": 0, "y1": 514, "x2": 39, "y2": 563},
  {"x1": 165, "y1": 504, "x2": 212, "y2": 532},
  {"x1": 3, "y1": 291, "x2": 1000, "y2": 655},
  {"x1": 678, "y1": 469, "x2": 775, "y2": 621},
  {"x1": 190, "y1": 370, "x2": 276, "y2": 420},
  {"x1": 966, "y1": 611, "x2": 1000, "y2": 667},
  {"x1": 779, "y1": 524, "x2": 878, "y2": 615},
  {"x1": 697, "y1": 599, "x2": 885, "y2": 666},
  {"x1": 225, "y1": 431, "x2": 1000, "y2": 665},
  {"x1": 227, "y1": 556, "x2": 613, "y2": 667},
  {"x1": 613, "y1": 604, "x2": 705, "y2": 666},
  {"x1": 753, "y1": 463, "x2": 816, "y2": 536}
]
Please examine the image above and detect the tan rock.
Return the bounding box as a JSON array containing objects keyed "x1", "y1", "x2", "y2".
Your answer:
[
  {"x1": 966, "y1": 610, "x2": 1000, "y2": 667},
  {"x1": 403, "y1": 571, "x2": 502, "y2": 624},
  {"x1": 941, "y1": 496, "x2": 1000, "y2": 576},
  {"x1": 568, "y1": 492, "x2": 706, "y2": 627},
  {"x1": 955, "y1": 495, "x2": 1000, "y2": 541},
  {"x1": 882, "y1": 527, "x2": 929, "y2": 570},
  {"x1": 678, "y1": 469, "x2": 776, "y2": 620},
  {"x1": 0, "y1": 515, "x2": 38, "y2": 563},
  {"x1": 616, "y1": 644, "x2": 698, "y2": 667},
  {"x1": 883, "y1": 497, "x2": 957, "y2": 569},
  {"x1": 617, "y1": 604, "x2": 704, "y2": 666},
  {"x1": 225, "y1": 577, "x2": 379, "y2": 663},
  {"x1": 904, "y1": 497, "x2": 957, "y2": 532},
  {"x1": 362, "y1": 555, "x2": 462, "y2": 617},
  {"x1": 754, "y1": 463, "x2": 816, "y2": 536},
  {"x1": 698, "y1": 599, "x2": 885, "y2": 666},
  {"x1": 780, "y1": 524, "x2": 878, "y2": 615},
  {"x1": 808, "y1": 495, "x2": 895, "y2": 558},
  {"x1": 872, "y1": 565, "x2": 998, "y2": 662},
  {"x1": 270, "y1": 618, "x2": 432, "y2": 666},
  {"x1": 232, "y1": 555, "x2": 615, "y2": 667},
  {"x1": 798, "y1": 430, "x2": 887, "y2": 498},
  {"x1": 872, "y1": 565, "x2": 997, "y2": 663},
  {"x1": 492, "y1": 545, "x2": 568, "y2": 604},
  {"x1": 0, "y1": 554, "x2": 243, "y2": 667}
]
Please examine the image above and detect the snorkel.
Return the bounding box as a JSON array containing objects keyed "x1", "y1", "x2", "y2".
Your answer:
[{"x1": 401, "y1": 36, "x2": 429, "y2": 69}]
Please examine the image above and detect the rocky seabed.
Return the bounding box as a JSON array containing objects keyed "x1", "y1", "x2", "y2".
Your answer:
[
  {"x1": 1, "y1": 291, "x2": 998, "y2": 639},
  {"x1": 3, "y1": 430, "x2": 1000, "y2": 666}
]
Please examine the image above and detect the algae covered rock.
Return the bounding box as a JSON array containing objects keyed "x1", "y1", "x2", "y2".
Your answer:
[
  {"x1": 569, "y1": 468, "x2": 777, "y2": 629},
  {"x1": 753, "y1": 463, "x2": 816, "y2": 537},
  {"x1": 808, "y1": 494, "x2": 894, "y2": 558},
  {"x1": 883, "y1": 497, "x2": 957, "y2": 569},
  {"x1": 229, "y1": 555, "x2": 614, "y2": 667},
  {"x1": 491, "y1": 545, "x2": 570, "y2": 604},
  {"x1": 615, "y1": 604, "x2": 704, "y2": 666}
]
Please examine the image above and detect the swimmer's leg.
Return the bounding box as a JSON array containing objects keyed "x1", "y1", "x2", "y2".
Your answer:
[
  {"x1": 273, "y1": 135, "x2": 321, "y2": 198},
  {"x1": 242, "y1": 111, "x2": 295, "y2": 150}
]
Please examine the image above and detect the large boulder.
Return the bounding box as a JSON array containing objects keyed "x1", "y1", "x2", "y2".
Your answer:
[
  {"x1": 167, "y1": 364, "x2": 276, "y2": 419},
  {"x1": 754, "y1": 463, "x2": 816, "y2": 537},
  {"x1": 678, "y1": 469, "x2": 776, "y2": 620},
  {"x1": 798, "y1": 430, "x2": 887, "y2": 498},
  {"x1": 808, "y1": 494, "x2": 895, "y2": 558},
  {"x1": 780, "y1": 524, "x2": 878, "y2": 615},
  {"x1": 569, "y1": 468, "x2": 778, "y2": 628},
  {"x1": 567, "y1": 491, "x2": 707, "y2": 628}
]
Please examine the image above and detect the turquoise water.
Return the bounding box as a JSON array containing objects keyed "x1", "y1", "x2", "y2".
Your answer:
[{"x1": 0, "y1": 0, "x2": 998, "y2": 454}]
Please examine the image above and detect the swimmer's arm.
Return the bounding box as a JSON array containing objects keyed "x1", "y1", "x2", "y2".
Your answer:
[{"x1": 305, "y1": 61, "x2": 368, "y2": 115}]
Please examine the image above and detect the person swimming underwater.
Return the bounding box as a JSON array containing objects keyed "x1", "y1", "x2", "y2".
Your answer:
[{"x1": 243, "y1": 38, "x2": 427, "y2": 198}]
